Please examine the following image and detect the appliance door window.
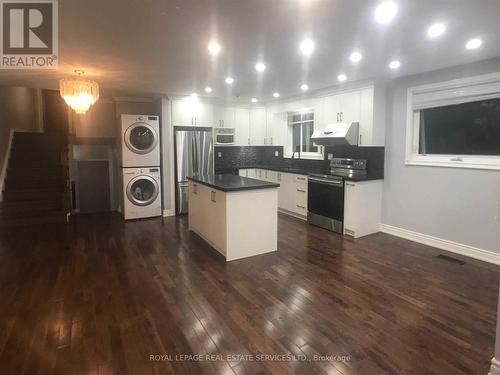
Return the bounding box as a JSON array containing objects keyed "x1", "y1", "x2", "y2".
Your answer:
[
  {"x1": 127, "y1": 176, "x2": 159, "y2": 206},
  {"x1": 308, "y1": 180, "x2": 344, "y2": 221},
  {"x1": 216, "y1": 134, "x2": 234, "y2": 144},
  {"x1": 125, "y1": 123, "x2": 158, "y2": 154}
]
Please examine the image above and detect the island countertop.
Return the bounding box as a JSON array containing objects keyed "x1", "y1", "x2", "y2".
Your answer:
[{"x1": 187, "y1": 174, "x2": 279, "y2": 192}]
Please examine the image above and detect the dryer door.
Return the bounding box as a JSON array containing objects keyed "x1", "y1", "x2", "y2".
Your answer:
[
  {"x1": 124, "y1": 122, "x2": 158, "y2": 154},
  {"x1": 126, "y1": 175, "x2": 159, "y2": 206}
]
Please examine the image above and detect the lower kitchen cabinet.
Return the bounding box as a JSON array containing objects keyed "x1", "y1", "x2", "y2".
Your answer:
[
  {"x1": 189, "y1": 181, "x2": 227, "y2": 253},
  {"x1": 239, "y1": 168, "x2": 308, "y2": 219},
  {"x1": 343, "y1": 179, "x2": 383, "y2": 238}
]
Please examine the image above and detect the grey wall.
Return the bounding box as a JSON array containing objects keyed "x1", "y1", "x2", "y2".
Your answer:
[
  {"x1": 383, "y1": 57, "x2": 500, "y2": 253},
  {"x1": 156, "y1": 96, "x2": 175, "y2": 215},
  {"x1": 0, "y1": 86, "x2": 37, "y2": 172}
]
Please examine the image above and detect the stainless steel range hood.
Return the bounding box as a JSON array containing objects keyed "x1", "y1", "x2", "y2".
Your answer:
[{"x1": 311, "y1": 122, "x2": 359, "y2": 146}]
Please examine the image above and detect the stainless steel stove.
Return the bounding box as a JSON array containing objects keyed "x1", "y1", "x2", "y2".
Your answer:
[{"x1": 307, "y1": 158, "x2": 367, "y2": 233}]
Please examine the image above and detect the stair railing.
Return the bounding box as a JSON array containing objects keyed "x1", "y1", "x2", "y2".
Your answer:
[{"x1": 0, "y1": 129, "x2": 15, "y2": 203}]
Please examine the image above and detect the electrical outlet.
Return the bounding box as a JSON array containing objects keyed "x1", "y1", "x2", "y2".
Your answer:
[
  {"x1": 327, "y1": 153, "x2": 333, "y2": 160},
  {"x1": 274, "y1": 151, "x2": 279, "y2": 157},
  {"x1": 218, "y1": 152, "x2": 222, "y2": 158}
]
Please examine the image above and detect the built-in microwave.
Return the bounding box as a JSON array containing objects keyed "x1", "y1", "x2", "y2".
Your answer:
[{"x1": 214, "y1": 128, "x2": 235, "y2": 145}]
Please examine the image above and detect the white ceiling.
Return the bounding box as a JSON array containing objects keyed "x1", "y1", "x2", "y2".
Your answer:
[{"x1": 0, "y1": 0, "x2": 499, "y2": 102}]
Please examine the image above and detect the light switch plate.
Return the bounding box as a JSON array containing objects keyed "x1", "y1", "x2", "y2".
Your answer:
[
  {"x1": 327, "y1": 153, "x2": 333, "y2": 160},
  {"x1": 218, "y1": 152, "x2": 222, "y2": 157},
  {"x1": 274, "y1": 151, "x2": 279, "y2": 157}
]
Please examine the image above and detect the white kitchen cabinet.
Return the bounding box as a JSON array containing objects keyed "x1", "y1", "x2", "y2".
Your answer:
[
  {"x1": 338, "y1": 91, "x2": 361, "y2": 124},
  {"x1": 241, "y1": 168, "x2": 308, "y2": 220},
  {"x1": 250, "y1": 108, "x2": 267, "y2": 146},
  {"x1": 320, "y1": 95, "x2": 342, "y2": 125},
  {"x1": 213, "y1": 105, "x2": 235, "y2": 128},
  {"x1": 358, "y1": 86, "x2": 377, "y2": 146},
  {"x1": 320, "y1": 91, "x2": 360, "y2": 125},
  {"x1": 266, "y1": 112, "x2": 287, "y2": 146},
  {"x1": 234, "y1": 108, "x2": 250, "y2": 146},
  {"x1": 172, "y1": 99, "x2": 213, "y2": 127},
  {"x1": 343, "y1": 179, "x2": 383, "y2": 238}
]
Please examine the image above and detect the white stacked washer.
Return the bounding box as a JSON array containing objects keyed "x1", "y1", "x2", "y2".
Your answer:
[{"x1": 120, "y1": 114, "x2": 162, "y2": 220}]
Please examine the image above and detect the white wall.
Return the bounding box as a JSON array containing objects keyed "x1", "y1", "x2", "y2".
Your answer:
[
  {"x1": 155, "y1": 96, "x2": 175, "y2": 216},
  {"x1": 383, "y1": 57, "x2": 500, "y2": 254}
]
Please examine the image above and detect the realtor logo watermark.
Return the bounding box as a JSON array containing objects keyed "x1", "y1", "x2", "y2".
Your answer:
[{"x1": 0, "y1": 0, "x2": 58, "y2": 69}]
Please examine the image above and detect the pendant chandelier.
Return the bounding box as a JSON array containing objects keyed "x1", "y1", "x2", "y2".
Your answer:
[{"x1": 59, "y1": 70, "x2": 99, "y2": 114}]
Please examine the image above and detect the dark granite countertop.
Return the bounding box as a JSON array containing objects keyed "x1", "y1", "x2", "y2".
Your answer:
[{"x1": 187, "y1": 174, "x2": 280, "y2": 192}]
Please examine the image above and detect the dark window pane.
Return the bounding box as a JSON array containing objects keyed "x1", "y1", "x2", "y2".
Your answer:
[
  {"x1": 419, "y1": 98, "x2": 500, "y2": 155},
  {"x1": 302, "y1": 122, "x2": 317, "y2": 152},
  {"x1": 292, "y1": 124, "x2": 301, "y2": 153}
]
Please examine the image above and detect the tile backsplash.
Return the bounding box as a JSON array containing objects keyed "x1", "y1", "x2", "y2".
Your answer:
[{"x1": 215, "y1": 145, "x2": 384, "y2": 176}]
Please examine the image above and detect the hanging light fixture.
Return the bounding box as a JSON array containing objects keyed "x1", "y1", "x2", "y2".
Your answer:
[{"x1": 59, "y1": 70, "x2": 99, "y2": 114}]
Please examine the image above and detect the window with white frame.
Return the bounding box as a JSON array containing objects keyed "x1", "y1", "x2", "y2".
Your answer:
[
  {"x1": 406, "y1": 73, "x2": 500, "y2": 170},
  {"x1": 285, "y1": 111, "x2": 324, "y2": 159}
]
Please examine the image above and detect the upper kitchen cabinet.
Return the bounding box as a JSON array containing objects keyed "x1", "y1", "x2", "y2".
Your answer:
[
  {"x1": 249, "y1": 107, "x2": 267, "y2": 145},
  {"x1": 234, "y1": 108, "x2": 250, "y2": 146},
  {"x1": 171, "y1": 98, "x2": 213, "y2": 127},
  {"x1": 317, "y1": 86, "x2": 383, "y2": 146},
  {"x1": 213, "y1": 105, "x2": 235, "y2": 128},
  {"x1": 358, "y1": 86, "x2": 383, "y2": 146},
  {"x1": 266, "y1": 110, "x2": 287, "y2": 146}
]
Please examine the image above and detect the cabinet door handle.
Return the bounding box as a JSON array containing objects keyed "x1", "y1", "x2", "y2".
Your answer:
[
  {"x1": 297, "y1": 177, "x2": 306, "y2": 181},
  {"x1": 336, "y1": 113, "x2": 339, "y2": 122},
  {"x1": 359, "y1": 134, "x2": 362, "y2": 145},
  {"x1": 340, "y1": 112, "x2": 343, "y2": 122},
  {"x1": 277, "y1": 173, "x2": 281, "y2": 181},
  {"x1": 264, "y1": 138, "x2": 267, "y2": 145},
  {"x1": 297, "y1": 189, "x2": 306, "y2": 193},
  {"x1": 296, "y1": 205, "x2": 305, "y2": 209},
  {"x1": 345, "y1": 182, "x2": 355, "y2": 187},
  {"x1": 270, "y1": 137, "x2": 273, "y2": 145},
  {"x1": 222, "y1": 120, "x2": 224, "y2": 127},
  {"x1": 265, "y1": 171, "x2": 268, "y2": 178},
  {"x1": 193, "y1": 184, "x2": 198, "y2": 194},
  {"x1": 211, "y1": 191, "x2": 216, "y2": 202}
]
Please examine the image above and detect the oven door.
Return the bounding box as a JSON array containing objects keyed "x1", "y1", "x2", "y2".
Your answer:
[{"x1": 307, "y1": 177, "x2": 344, "y2": 233}]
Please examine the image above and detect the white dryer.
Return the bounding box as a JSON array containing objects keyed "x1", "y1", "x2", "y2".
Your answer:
[
  {"x1": 122, "y1": 167, "x2": 162, "y2": 220},
  {"x1": 121, "y1": 114, "x2": 160, "y2": 167}
]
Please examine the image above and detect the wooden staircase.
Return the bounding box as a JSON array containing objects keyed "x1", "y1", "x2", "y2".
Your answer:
[{"x1": 0, "y1": 132, "x2": 70, "y2": 227}]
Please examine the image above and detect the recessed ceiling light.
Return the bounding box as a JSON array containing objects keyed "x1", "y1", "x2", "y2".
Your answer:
[
  {"x1": 337, "y1": 74, "x2": 347, "y2": 82},
  {"x1": 349, "y1": 51, "x2": 363, "y2": 63},
  {"x1": 251, "y1": 98, "x2": 258, "y2": 103},
  {"x1": 374, "y1": 1, "x2": 398, "y2": 24},
  {"x1": 427, "y1": 23, "x2": 446, "y2": 38},
  {"x1": 300, "y1": 84, "x2": 309, "y2": 92},
  {"x1": 389, "y1": 60, "x2": 401, "y2": 69},
  {"x1": 255, "y1": 62, "x2": 266, "y2": 72},
  {"x1": 299, "y1": 38, "x2": 315, "y2": 56},
  {"x1": 225, "y1": 77, "x2": 234, "y2": 84},
  {"x1": 273, "y1": 92, "x2": 280, "y2": 98},
  {"x1": 204, "y1": 87, "x2": 212, "y2": 93},
  {"x1": 207, "y1": 40, "x2": 221, "y2": 56},
  {"x1": 465, "y1": 38, "x2": 482, "y2": 50}
]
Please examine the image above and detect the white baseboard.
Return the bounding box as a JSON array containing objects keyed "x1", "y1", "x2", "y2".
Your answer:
[
  {"x1": 380, "y1": 223, "x2": 500, "y2": 266},
  {"x1": 489, "y1": 357, "x2": 500, "y2": 375},
  {"x1": 278, "y1": 208, "x2": 307, "y2": 221},
  {"x1": 163, "y1": 209, "x2": 175, "y2": 217}
]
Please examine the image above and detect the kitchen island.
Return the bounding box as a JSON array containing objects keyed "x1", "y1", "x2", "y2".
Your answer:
[{"x1": 187, "y1": 174, "x2": 279, "y2": 261}]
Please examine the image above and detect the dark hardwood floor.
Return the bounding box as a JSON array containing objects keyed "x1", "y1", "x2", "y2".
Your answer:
[{"x1": 0, "y1": 213, "x2": 497, "y2": 375}]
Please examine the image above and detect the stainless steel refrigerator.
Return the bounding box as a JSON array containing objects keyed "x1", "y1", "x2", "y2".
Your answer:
[{"x1": 175, "y1": 128, "x2": 214, "y2": 214}]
